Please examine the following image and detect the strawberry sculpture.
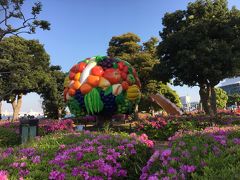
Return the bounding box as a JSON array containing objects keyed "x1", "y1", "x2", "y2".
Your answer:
[{"x1": 64, "y1": 56, "x2": 141, "y2": 117}]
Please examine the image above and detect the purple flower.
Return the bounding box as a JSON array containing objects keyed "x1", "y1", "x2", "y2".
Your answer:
[
  {"x1": 99, "y1": 164, "x2": 115, "y2": 177},
  {"x1": 1, "y1": 148, "x2": 14, "y2": 158},
  {"x1": 117, "y1": 170, "x2": 127, "y2": 177},
  {"x1": 233, "y1": 138, "x2": 240, "y2": 145},
  {"x1": 181, "y1": 150, "x2": 190, "y2": 158},
  {"x1": 11, "y1": 162, "x2": 19, "y2": 168},
  {"x1": 49, "y1": 170, "x2": 65, "y2": 180},
  {"x1": 20, "y1": 162, "x2": 27, "y2": 168},
  {"x1": 162, "y1": 177, "x2": 170, "y2": 180},
  {"x1": 192, "y1": 146, "x2": 197, "y2": 151},
  {"x1": 179, "y1": 141, "x2": 186, "y2": 147},
  {"x1": 19, "y1": 148, "x2": 36, "y2": 157},
  {"x1": 117, "y1": 145, "x2": 125, "y2": 150},
  {"x1": 148, "y1": 175, "x2": 159, "y2": 180},
  {"x1": 32, "y1": 155, "x2": 41, "y2": 164},
  {"x1": 19, "y1": 169, "x2": 29, "y2": 177},
  {"x1": 76, "y1": 152, "x2": 83, "y2": 161},
  {"x1": 168, "y1": 167, "x2": 177, "y2": 175},
  {"x1": 180, "y1": 165, "x2": 196, "y2": 173},
  {"x1": 161, "y1": 149, "x2": 171, "y2": 157},
  {"x1": 130, "y1": 149, "x2": 137, "y2": 154}
]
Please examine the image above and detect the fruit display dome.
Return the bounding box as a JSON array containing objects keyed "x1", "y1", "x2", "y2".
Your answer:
[{"x1": 64, "y1": 56, "x2": 141, "y2": 117}]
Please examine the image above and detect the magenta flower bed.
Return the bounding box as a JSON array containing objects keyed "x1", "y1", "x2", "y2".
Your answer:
[
  {"x1": 141, "y1": 126, "x2": 240, "y2": 179},
  {"x1": 0, "y1": 119, "x2": 75, "y2": 135},
  {"x1": 40, "y1": 119, "x2": 75, "y2": 134},
  {"x1": 0, "y1": 131, "x2": 152, "y2": 179}
]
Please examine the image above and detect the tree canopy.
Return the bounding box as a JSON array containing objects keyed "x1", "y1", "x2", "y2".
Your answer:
[
  {"x1": 107, "y1": 33, "x2": 181, "y2": 112},
  {"x1": 155, "y1": 0, "x2": 240, "y2": 115},
  {"x1": 0, "y1": 0, "x2": 50, "y2": 41},
  {"x1": 41, "y1": 66, "x2": 66, "y2": 119},
  {"x1": 215, "y1": 88, "x2": 228, "y2": 109},
  {"x1": 0, "y1": 36, "x2": 51, "y2": 120},
  {"x1": 227, "y1": 93, "x2": 240, "y2": 106}
]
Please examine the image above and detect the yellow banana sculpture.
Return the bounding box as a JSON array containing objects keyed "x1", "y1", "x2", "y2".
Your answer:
[{"x1": 127, "y1": 85, "x2": 141, "y2": 101}]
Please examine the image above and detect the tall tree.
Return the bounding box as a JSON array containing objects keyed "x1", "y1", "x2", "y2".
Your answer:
[
  {"x1": 0, "y1": 0, "x2": 50, "y2": 41},
  {"x1": 108, "y1": 32, "x2": 141, "y2": 62},
  {"x1": 155, "y1": 0, "x2": 240, "y2": 115},
  {"x1": 0, "y1": 0, "x2": 50, "y2": 120},
  {"x1": 0, "y1": 36, "x2": 51, "y2": 120},
  {"x1": 107, "y1": 33, "x2": 181, "y2": 112},
  {"x1": 215, "y1": 88, "x2": 228, "y2": 109},
  {"x1": 41, "y1": 66, "x2": 66, "y2": 119}
]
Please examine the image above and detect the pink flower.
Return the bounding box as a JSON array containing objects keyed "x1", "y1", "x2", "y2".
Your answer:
[
  {"x1": 10, "y1": 162, "x2": 19, "y2": 168},
  {"x1": 20, "y1": 162, "x2": 26, "y2": 168},
  {"x1": 59, "y1": 144, "x2": 66, "y2": 149},
  {"x1": 129, "y1": 133, "x2": 137, "y2": 138},
  {"x1": 0, "y1": 170, "x2": 8, "y2": 180}
]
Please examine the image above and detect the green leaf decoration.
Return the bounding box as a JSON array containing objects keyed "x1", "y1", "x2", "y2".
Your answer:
[
  {"x1": 115, "y1": 58, "x2": 121, "y2": 62},
  {"x1": 95, "y1": 56, "x2": 104, "y2": 62},
  {"x1": 113, "y1": 63, "x2": 118, "y2": 69},
  {"x1": 104, "y1": 86, "x2": 113, "y2": 96},
  {"x1": 122, "y1": 60, "x2": 131, "y2": 67},
  {"x1": 128, "y1": 67, "x2": 133, "y2": 74},
  {"x1": 115, "y1": 93, "x2": 125, "y2": 104}
]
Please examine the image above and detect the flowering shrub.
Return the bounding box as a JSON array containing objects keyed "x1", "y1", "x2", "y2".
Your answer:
[
  {"x1": 141, "y1": 126, "x2": 240, "y2": 179},
  {"x1": 0, "y1": 119, "x2": 75, "y2": 135},
  {"x1": 39, "y1": 119, "x2": 75, "y2": 135},
  {"x1": 0, "y1": 127, "x2": 20, "y2": 147},
  {"x1": 0, "y1": 131, "x2": 152, "y2": 179}
]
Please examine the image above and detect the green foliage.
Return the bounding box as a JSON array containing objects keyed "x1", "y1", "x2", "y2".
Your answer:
[
  {"x1": 0, "y1": 127, "x2": 20, "y2": 147},
  {"x1": 227, "y1": 93, "x2": 240, "y2": 106},
  {"x1": 215, "y1": 87, "x2": 228, "y2": 108},
  {"x1": 0, "y1": 36, "x2": 51, "y2": 97},
  {"x1": 0, "y1": 0, "x2": 50, "y2": 40},
  {"x1": 0, "y1": 36, "x2": 52, "y2": 119},
  {"x1": 107, "y1": 32, "x2": 141, "y2": 60},
  {"x1": 0, "y1": 132, "x2": 151, "y2": 179},
  {"x1": 107, "y1": 33, "x2": 181, "y2": 111},
  {"x1": 144, "y1": 126, "x2": 240, "y2": 179},
  {"x1": 136, "y1": 115, "x2": 212, "y2": 140},
  {"x1": 41, "y1": 66, "x2": 66, "y2": 119},
  {"x1": 155, "y1": 0, "x2": 240, "y2": 114}
]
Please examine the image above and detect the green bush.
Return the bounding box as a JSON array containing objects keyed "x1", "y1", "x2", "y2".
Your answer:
[
  {"x1": 141, "y1": 126, "x2": 240, "y2": 179},
  {"x1": 0, "y1": 127, "x2": 20, "y2": 147},
  {"x1": 0, "y1": 131, "x2": 152, "y2": 179}
]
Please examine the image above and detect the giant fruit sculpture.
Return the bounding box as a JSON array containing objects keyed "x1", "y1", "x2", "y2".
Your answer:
[{"x1": 64, "y1": 56, "x2": 141, "y2": 117}]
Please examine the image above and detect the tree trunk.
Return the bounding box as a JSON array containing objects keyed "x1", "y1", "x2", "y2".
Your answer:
[
  {"x1": 0, "y1": 101, "x2": 2, "y2": 120},
  {"x1": 199, "y1": 84, "x2": 214, "y2": 115},
  {"x1": 11, "y1": 94, "x2": 23, "y2": 121},
  {"x1": 58, "y1": 108, "x2": 62, "y2": 120},
  {"x1": 210, "y1": 87, "x2": 217, "y2": 115},
  {"x1": 134, "y1": 104, "x2": 139, "y2": 120}
]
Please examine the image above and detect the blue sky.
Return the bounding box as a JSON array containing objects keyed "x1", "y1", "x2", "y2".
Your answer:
[{"x1": 2, "y1": 0, "x2": 240, "y2": 113}]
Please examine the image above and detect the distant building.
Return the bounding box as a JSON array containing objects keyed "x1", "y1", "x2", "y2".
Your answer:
[
  {"x1": 219, "y1": 77, "x2": 240, "y2": 95},
  {"x1": 180, "y1": 96, "x2": 191, "y2": 110},
  {"x1": 180, "y1": 96, "x2": 191, "y2": 105},
  {"x1": 180, "y1": 96, "x2": 199, "y2": 111}
]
